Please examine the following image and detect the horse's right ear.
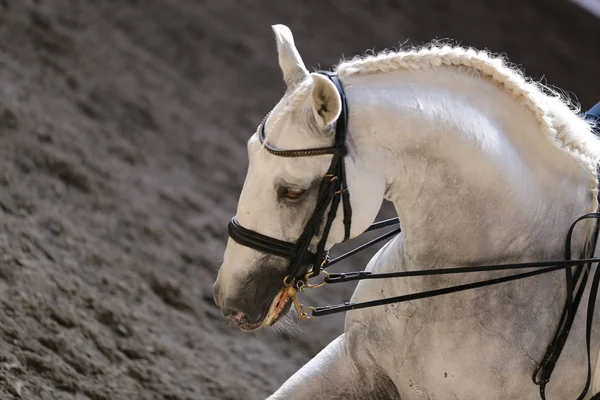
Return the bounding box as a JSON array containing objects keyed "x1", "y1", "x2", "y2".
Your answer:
[{"x1": 272, "y1": 24, "x2": 309, "y2": 90}]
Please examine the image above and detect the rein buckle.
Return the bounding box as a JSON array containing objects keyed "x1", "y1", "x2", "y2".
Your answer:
[
  {"x1": 285, "y1": 284, "x2": 315, "y2": 320},
  {"x1": 305, "y1": 270, "x2": 329, "y2": 289},
  {"x1": 283, "y1": 275, "x2": 317, "y2": 320}
]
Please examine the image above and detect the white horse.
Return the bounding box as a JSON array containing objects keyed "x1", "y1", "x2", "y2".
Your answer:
[{"x1": 213, "y1": 24, "x2": 600, "y2": 399}]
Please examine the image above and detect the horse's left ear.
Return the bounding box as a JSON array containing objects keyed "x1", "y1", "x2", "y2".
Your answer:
[
  {"x1": 272, "y1": 25, "x2": 309, "y2": 90},
  {"x1": 310, "y1": 73, "x2": 342, "y2": 129}
]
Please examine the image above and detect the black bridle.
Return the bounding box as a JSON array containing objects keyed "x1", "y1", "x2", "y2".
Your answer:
[
  {"x1": 228, "y1": 71, "x2": 356, "y2": 288},
  {"x1": 227, "y1": 73, "x2": 600, "y2": 400}
]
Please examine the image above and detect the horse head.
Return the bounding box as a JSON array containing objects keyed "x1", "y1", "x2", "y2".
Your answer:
[{"x1": 213, "y1": 25, "x2": 385, "y2": 331}]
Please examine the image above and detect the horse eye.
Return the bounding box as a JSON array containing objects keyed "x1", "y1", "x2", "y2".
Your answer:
[{"x1": 282, "y1": 188, "x2": 306, "y2": 200}]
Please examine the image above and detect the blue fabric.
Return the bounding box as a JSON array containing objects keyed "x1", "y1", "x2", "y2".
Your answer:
[
  {"x1": 583, "y1": 101, "x2": 600, "y2": 123},
  {"x1": 582, "y1": 101, "x2": 600, "y2": 135}
]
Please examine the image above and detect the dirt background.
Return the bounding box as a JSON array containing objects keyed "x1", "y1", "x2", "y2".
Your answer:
[{"x1": 0, "y1": 1, "x2": 598, "y2": 399}]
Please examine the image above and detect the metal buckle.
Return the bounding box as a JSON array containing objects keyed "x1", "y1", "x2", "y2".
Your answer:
[
  {"x1": 283, "y1": 275, "x2": 315, "y2": 320},
  {"x1": 305, "y1": 270, "x2": 329, "y2": 289}
]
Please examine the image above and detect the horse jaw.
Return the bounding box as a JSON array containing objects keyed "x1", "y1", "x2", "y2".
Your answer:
[{"x1": 272, "y1": 24, "x2": 309, "y2": 90}]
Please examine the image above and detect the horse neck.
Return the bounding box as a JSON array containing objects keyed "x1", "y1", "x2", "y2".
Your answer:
[{"x1": 344, "y1": 68, "x2": 597, "y2": 268}]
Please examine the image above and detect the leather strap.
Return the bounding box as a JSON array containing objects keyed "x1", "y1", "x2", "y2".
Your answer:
[
  {"x1": 259, "y1": 119, "x2": 347, "y2": 157},
  {"x1": 228, "y1": 217, "x2": 299, "y2": 259}
]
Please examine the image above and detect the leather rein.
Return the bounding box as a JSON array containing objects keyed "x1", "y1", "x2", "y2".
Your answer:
[{"x1": 227, "y1": 71, "x2": 600, "y2": 400}]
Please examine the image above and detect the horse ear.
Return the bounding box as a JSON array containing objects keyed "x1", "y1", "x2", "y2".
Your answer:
[
  {"x1": 310, "y1": 73, "x2": 342, "y2": 128},
  {"x1": 272, "y1": 24, "x2": 309, "y2": 89}
]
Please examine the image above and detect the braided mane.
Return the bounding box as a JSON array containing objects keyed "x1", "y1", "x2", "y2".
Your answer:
[{"x1": 334, "y1": 44, "x2": 600, "y2": 174}]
